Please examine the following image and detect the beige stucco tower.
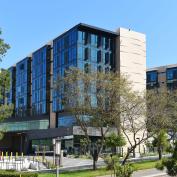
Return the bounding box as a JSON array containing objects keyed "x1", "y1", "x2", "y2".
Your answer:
[
  {"x1": 116, "y1": 28, "x2": 146, "y2": 91},
  {"x1": 116, "y1": 28, "x2": 146, "y2": 156}
]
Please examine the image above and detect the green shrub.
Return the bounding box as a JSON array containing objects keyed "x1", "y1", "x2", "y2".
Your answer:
[
  {"x1": 104, "y1": 154, "x2": 119, "y2": 170},
  {"x1": 0, "y1": 171, "x2": 38, "y2": 177},
  {"x1": 155, "y1": 142, "x2": 177, "y2": 176},
  {"x1": 104, "y1": 154, "x2": 134, "y2": 177},
  {"x1": 155, "y1": 160, "x2": 164, "y2": 170},
  {"x1": 163, "y1": 159, "x2": 177, "y2": 176},
  {"x1": 115, "y1": 163, "x2": 134, "y2": 177}
]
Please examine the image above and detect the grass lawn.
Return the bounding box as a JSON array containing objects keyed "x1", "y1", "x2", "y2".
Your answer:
[
  {"x1": 38, "y1": 160, "x2": 158, "y2": 177},
  {"x1": 38, "y1": 168, "x2": 110, "y2": 177},
  {"x1": 132, "y1": 160, "x2": 158, "y2": 171}
]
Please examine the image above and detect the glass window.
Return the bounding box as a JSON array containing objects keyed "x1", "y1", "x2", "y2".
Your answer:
[
  {"x1": 147, "y1": 71, "x2": 158, "y2": 82},
  {"x1": 84, "y1": 48, "x2": 90, "y2": 61},
  {"x1": 58, "y1": 115, "x2": 76, "y2": 127},
  {"x1": 91, "y1": 34, "x2": 97, "y2": 46},
  {"x1": 167, "y1": 68, "x2": 177, "y2": 80},
  {"x1": 85, "y1": 32, "x2": 91, "y2": 45},
  {"x1": 91, "y1": 49, "x2": 97, "y2": 62},
  {"x1": 105, "y1": 52, "x2": 110, "y2": 64},
  {"x1": 97, "y1": 50, "x2": 102, "y2": 63},
  {"x1": 0, "y1": 120, "x2": 49, "y2": 132},
  {"x1": 97, "y1": 36, "x2": 101, "y2": 48},
  {"x1": 78, "y1": 31, "x2": 83, "y2": 43},
  {"x1": 77, "y1": 45, "x2": 83, "y2": 59}
]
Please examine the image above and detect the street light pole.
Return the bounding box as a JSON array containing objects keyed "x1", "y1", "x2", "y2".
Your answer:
[
  {"x1": 53, "y1": 137, "x2": 61, "y2": 177},
  {"x1": 52, "y1": 139, "x2": 56, "y2": 165}
]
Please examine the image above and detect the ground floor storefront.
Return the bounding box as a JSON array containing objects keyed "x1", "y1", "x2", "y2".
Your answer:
[{"x1": 0, "y1": 127, "x2": 116, "y2": 155}]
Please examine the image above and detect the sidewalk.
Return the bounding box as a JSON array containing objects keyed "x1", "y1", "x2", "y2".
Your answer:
[{"x1": 98, "y1": 168, "x2": 168, "y2": 177}]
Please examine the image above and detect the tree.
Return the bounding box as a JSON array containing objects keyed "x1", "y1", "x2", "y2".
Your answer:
[
  {"x1": 105, "y1": 132, "x2": 126, "y2": 154},
  {"x1": 55, "y1": 68, "x2": 174, "y2": 167},
  {"x1": 0, "y1": 29, "x2": 13, "y2": 139},
  {"x1": 80, "y1": 137, "x2": 91, "y2": 155},
  {"x1": 0, "y1": 29, "x2": 10, "y2": 61},
  {"x1": 121, "y1": 88, "x2": 177, "y2": 164},
  {"x1": 147, "y1": 89, "x2": 177, "y2": 152},
  {"x1": 0, "y1": 69, "x2": 10, "y2": 103},
  {"x1": 120, "y1": 90, "x2": 148, "y2": 164},
  {"x1": 152, "y1": 129, "x2": 169, "y2": 160},
  {"x1": 54, "y1": 68, "x2": 133, "y2": 169},
  {"x1": 156, "y1": 142, "x2": 177, "y2": 176}
]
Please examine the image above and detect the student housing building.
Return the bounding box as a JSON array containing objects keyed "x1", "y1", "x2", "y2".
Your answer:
[{"x1": 0, "y1": 23, "x2": 146, "y2": 154}]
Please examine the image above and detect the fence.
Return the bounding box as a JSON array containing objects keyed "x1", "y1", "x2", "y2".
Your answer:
[{"x1": 0, "y1": 152, "x2": 40, "y2": 171}]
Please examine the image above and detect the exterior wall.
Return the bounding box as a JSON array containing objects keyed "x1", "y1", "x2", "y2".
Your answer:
[
  {"x1": 116, "y1": 28, "x2": 146, "y2": 91},
  {"x1": 116, "y1": 28, "x2": 146, "y2": 156}
]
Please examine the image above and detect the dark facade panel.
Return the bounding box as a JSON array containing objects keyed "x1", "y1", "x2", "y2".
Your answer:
[
  {"x1": 7, "y1": 67, "x2": 16, "y2": 104},
  {"x1": 32, "y1": 45, "x2": 51, "y2": 115},
  {"x1": 15, "y1": 57, "x2": 31, "y2": 117}
]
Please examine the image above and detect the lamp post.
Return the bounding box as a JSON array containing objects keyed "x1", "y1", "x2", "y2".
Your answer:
[
  {"x1": 53, "y1": 137, "x2": 61, "y2": 177},
  {"x1": 52, "y1": 139, "x2": 56, "y2": 165}
]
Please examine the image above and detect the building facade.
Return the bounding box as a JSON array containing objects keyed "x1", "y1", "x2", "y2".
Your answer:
[
  {"x1": 0, "y1": 23, "x2": 146, "y2": 154},
  {"x1": 147, "y1": 64, "x2": 177, "y2": 90}
]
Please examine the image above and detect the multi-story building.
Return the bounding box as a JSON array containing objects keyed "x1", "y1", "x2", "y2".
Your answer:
[
  {"x1": 0, "y1": 23, "x2": 146, "y2": 154},
  {"x1": 147, "y1": 64, "x2": 177, "y2": 90}
]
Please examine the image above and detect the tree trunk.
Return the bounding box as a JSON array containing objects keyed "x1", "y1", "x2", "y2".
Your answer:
[
  {"x1": 92, "y1": 149, "x2": 98, "y2": 170},
  {"x1": 122, "y1": 146, "x2": 137, "y2": 165},
  {"x1": 158, "y1": 146, "x2": 162, "y2": 160},
  {"x1": 122, "y1": 149, "x2": 131, "y2": 165},
  {"x1": 93, "y1": 159, "x2": 97, "y2": 170}
]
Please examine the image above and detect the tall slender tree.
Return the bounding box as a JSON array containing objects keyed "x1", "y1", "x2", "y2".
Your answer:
[{"x1": 0, "y1": 28, "x2": 13, "y2": 138}]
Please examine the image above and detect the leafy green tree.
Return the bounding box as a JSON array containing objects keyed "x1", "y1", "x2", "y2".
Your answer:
[
  {"x1": 105, "y1": 132, "x2": 126, "y2": 154},
  {"x1": 55, "y1": 67, "x2": 133, "y2": 169},
  {"x1": 104, "y1": 155, "x2": 133, "y2": 177},
  {"x1": 0, "y1": 29, "x2": 13, "y2": 139},
  {"x1": 0, "y1": 69, "x2": 10, "y2": 102},
  {"x1": 80, "y1": 137, "x2": 91, "y2": 155},
  {"x1": 0, "y1": 29, "x2": 10, "y2": 61},
  {"x1": 156, "y1": 142, "x2": 177, "y2": 176},
  {"x1": 152, "y1": 129, "x2": 169, "y2": 160},
  {"x1": 55, "y1": 68, "x2": 174, "y2": 167}
]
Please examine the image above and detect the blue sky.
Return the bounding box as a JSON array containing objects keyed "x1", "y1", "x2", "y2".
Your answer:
[{"x1": 0, "y1": 0, "x2": 177, "y2": 69}]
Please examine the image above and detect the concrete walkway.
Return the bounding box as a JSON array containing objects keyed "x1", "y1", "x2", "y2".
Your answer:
[{"x1": 98, "y1": 168, "x2": 168, "y2": 177}]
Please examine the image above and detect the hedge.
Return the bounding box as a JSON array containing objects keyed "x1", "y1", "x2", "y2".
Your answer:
[{"x1": 0, "y1": 171, "x2": 38, "y2": 177}]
